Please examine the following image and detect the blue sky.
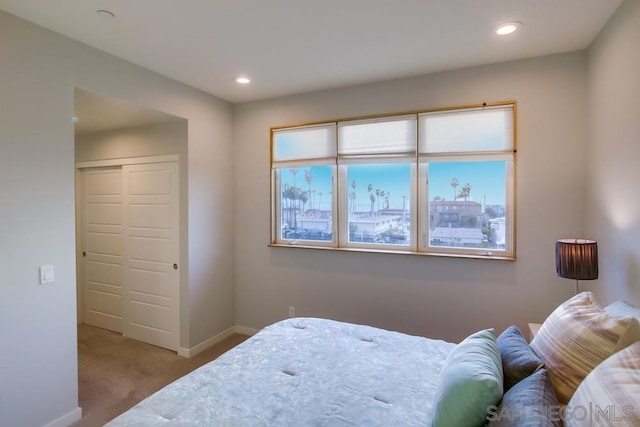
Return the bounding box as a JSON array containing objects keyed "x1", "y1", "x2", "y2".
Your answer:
[
  {"x1": 429, "y1": 161, "x2": 506, "y2": 206},
  {"x1": 280, "y1": 160, "x2": 506, "y2": 211},
  {"x1": 347, "y1": 164, "x2": 410, "y2": 211}
]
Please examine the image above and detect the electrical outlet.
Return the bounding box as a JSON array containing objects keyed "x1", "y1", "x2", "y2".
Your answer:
[{"x1": 288, "y1": 306, "x2": 295, "y2": 318}]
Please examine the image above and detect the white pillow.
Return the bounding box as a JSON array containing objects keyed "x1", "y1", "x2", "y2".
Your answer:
[
  {"x1": 605, "y1": 300, "x2": 640, "y2": 322},
  {"x1": 530, "y1": 292, "x2": 640, "y2": 404},
  {"x1": 566, "y1": 341, "x2": 640, "y2": 426}
]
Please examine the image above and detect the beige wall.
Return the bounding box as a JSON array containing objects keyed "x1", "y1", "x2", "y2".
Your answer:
[
  {"x1": 586, "y1": 0, "x2": 640, "y2": 305},
  {"x1": 233, "y1": 51, "x2": 590, "y2": 342},
  {"x1": 0, "y1": 11, "x2": 234, "y2": 426}
]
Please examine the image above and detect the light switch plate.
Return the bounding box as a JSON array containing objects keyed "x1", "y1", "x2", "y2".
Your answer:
[{"x1": 40, "y1": 265, "x2": 54, "y2": 284}]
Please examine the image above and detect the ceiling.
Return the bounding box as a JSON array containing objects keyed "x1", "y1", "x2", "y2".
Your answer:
[{"x1": 0, "y1": 0, "x2": 623, "y2": 104}]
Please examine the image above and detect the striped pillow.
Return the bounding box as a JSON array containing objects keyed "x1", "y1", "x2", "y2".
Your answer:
[
  {"x1": 530, "y1": 292, "x2": 640, "y2": 404},
  {"x1": 566, "y1": 341, "x2": 640, "y2": 426}
]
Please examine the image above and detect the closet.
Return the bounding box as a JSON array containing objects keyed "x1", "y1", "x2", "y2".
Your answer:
[{"x1": 79, "y1": 160, "x2": 179, "y2": 351}]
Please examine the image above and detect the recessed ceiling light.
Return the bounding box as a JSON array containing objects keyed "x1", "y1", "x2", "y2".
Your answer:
[
  {"x1": 234, "y1": 76, "x2": 251, "y2": 85},
  {"x1": 97, "y1": 9, "x2": 115, "y2": 19},
  {"x1": 495, "y1": 21, "x2": 522, "y2": 36}
]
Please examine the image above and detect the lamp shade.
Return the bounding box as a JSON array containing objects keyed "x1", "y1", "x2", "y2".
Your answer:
[{"x1": 555, "y1": 239, "x2": 598, "y2": 281}]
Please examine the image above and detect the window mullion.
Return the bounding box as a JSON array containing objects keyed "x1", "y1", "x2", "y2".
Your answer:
[{"x1": 337, "y1": 165, "x2": 348, "y2": 248}]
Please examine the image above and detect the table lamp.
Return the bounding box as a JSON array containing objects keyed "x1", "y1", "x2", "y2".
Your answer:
[{"x1": 555, "y1": 239, "x2": 598, "y2": 294}]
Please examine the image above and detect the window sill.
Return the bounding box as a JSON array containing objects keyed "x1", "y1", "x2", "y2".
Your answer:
[{"x1": 268, "y1": 243, "x2": 516, "y2": 261}]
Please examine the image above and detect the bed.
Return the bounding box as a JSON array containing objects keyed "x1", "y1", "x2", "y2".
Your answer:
[
  {"x1": 107, "y1": 293, "x2": 640, "y2": 426},
  {"x1": 107, "y1": 317, "x2": 456, "y2": 426}
]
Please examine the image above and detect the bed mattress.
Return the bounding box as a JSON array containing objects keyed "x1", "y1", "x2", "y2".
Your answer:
[{"x1": 107, "y1": 317, "x2": 455, "y2": 426}]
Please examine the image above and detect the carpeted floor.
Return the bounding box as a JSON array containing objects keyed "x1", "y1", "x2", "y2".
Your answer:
[{"x1": 74, "y1": 324, "x2": 249, "y2": 426}]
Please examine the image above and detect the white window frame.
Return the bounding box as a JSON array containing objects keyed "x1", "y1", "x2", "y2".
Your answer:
[
  {"x1": 336, "y1": 114, "x2": 417, "y2": 252},
  {"x1": 337, "y1": 162, "x2": 417, "y2": 252},
  {"x1": 417, "y1": 157, "x2": 515, "y2": 258},
  {"x1": 272, "y1": 165, "x2": 338, "y2": 247},
  {"x1": 270, "y1": 101, "x2": 517, "y2": 260}
]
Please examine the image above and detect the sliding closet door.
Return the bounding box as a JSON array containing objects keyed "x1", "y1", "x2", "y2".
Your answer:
[
  {"x1": 82, "y1": 167, "x2": 124, "y2": 333},
  {"x1": 122, "y1": 162, "x2": 180, "y2": 351}
]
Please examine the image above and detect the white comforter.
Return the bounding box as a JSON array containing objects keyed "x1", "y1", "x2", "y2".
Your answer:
[{"x1": 107, "y1": 318, "x2": 455, "y2": 426}]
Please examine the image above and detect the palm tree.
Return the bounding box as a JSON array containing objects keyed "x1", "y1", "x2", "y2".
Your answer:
[
  {"x1": 450, "y1": 177, "x2": 459, "y2": 201},
  {"x1": 376, "y1": 189, "x2": 381, "y2": 213},
  {"x1": 351, "y1": 180, "x2": 357, "y2": 213},
  {"x1": 283, "y1": 183, "x2": 291, "y2": 222},
  {"x1": 290, "y1": 168, "x2": 299, "y2": 185},
  {"x1": 290, "y1": 168, "x2": 299, "y2": 211},
  {"x1": 318, "y1": 192, "x2": 323, "y2": 210},
  {"x1": 291, "y1": 185, "x2": 302, "y2": 230},
  {"x1": 380, "y1": 190, "x2": 385, "y2": 211},
  {"x1": 283, "y1": 184, "x2": 300, "y2": 224},
  {"x1": 458, "y1": 183, "x2": 472, "y2": 202},
  {"x1": 385, "y1": 192, "x2": 390, "y2": 209},
  {"x1": 369, "y1": 193, "x2": 376, "y2": 216},
  {"x1": 304, "y1": 169, "x2": 314, "y2": 209},
  {"x1": 300, "y1": 191, "x2": 309, "y2": 212}
]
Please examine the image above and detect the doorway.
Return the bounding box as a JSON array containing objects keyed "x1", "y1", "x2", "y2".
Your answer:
[{"x1": 74, "y1": 88, "x2": 187, "y2": 351}]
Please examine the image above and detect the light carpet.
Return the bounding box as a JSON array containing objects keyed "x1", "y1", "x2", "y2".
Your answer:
[{"x1": 74, "y1": 324, "x2": 249, "y2": 426}]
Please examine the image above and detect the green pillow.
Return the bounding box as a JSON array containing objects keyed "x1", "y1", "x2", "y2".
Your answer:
[{"x1": 432, "y1": 329, "x2": 504, "y2": 427}]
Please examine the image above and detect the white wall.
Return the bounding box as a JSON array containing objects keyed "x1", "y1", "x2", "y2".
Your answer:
[
  {"x1": 586, "y1": 0, "x2": 640, "y2": 305},
  {"x1": 0, "y1": 11, "x2": 234, "y2": 426},
  {"x1": 234, "y1": 51, "x2": 590, "y2": 342}
]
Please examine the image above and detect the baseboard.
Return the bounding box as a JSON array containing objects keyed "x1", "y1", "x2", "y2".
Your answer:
[
  {"x1": 177, "y1": 325, "x2": 261, "y2": 358},
  {"x1": 235, "y1": 325, "x2": 259, "y2": 336},
  {"x1": 44, "y1": 406, "x2": 82, "y2": 427},
  {"x1": 177, "y1": 326, "x2": 236, "y2": 358}
]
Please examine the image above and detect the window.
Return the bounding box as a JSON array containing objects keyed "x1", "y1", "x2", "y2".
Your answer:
[
  {"x1": 343, "y1": 163, "x2": 413, "y2": 248},
  {"x1": 271, "y1": 102, "x2": 516, "y2": 259},
  {"x1": 417, "y1": 105, "x2": 515, "y2": 257},
  {"x1": 277, "y1": 165, "x2": 334, "y2": 242},
  {"x1": 337, "y1": 115, "x2": 416, "y2": 251},
  {"x1": 272, "y1": 124, "x2": 336, "y2": 246}
]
